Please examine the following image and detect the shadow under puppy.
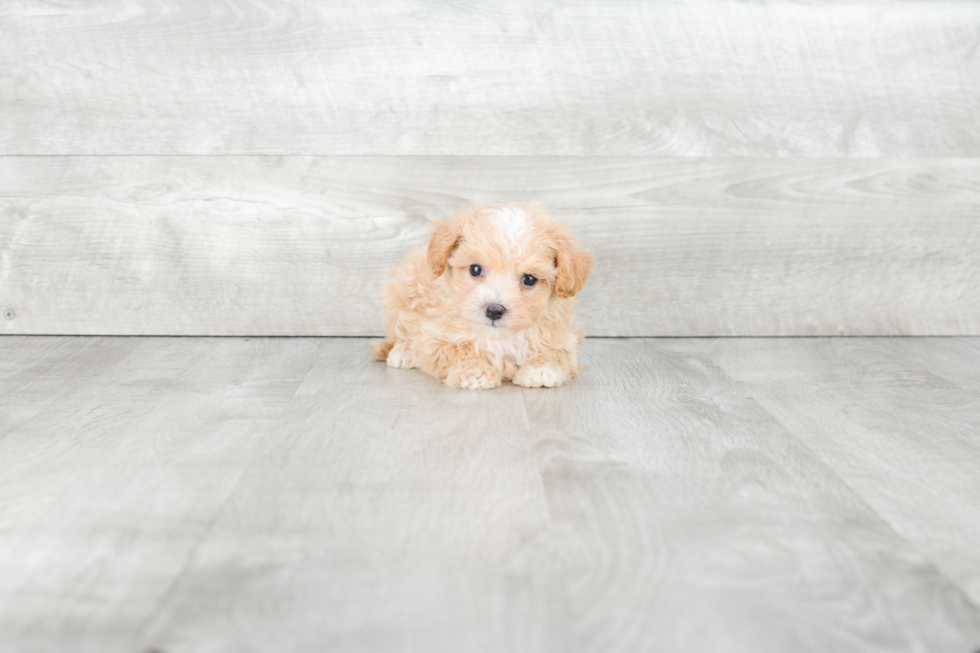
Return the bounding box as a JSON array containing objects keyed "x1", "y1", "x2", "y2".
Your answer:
[{"x1": 371, "y1": 204, "x2": 594, "y2": 389}]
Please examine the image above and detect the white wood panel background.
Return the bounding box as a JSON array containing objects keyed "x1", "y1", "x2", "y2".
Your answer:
[
  {"x1": 1, "y1": 0, "x2": 978, "y2": 156},
  {"x1": 2, "y1": 156, "x2": 978, "y2": 336},
  {"x1": 2, "y1": 0, "x2": 979, "y2": 336}
]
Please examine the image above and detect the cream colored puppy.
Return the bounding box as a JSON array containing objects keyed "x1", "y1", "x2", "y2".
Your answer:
[{"x1": 370, "y1": 204, "x2": 594, "y2": 389}]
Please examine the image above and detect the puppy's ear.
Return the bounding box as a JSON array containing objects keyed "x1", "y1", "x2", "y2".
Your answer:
[
  {"x1": 426, "y1": 218, "x2": 462, "y2": 278},
  {"x1": 552, "y1": 227, "x2": 595, "y2": 299}
]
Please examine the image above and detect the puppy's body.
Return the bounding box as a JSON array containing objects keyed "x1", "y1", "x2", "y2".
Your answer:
[{"x1": 371, "y1": 205, "x2": 593, "y2": 389}]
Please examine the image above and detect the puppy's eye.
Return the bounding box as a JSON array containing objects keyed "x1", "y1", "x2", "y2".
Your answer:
[
  {"x1": 469, "y1": 264, "x2": 483, "y2": 277},
  {"x1": 521, "y1": 274, "x2": 537, "y2": 287}
]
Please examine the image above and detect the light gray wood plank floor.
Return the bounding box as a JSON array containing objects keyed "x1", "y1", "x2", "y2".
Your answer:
[{"x1": 1, "y1": 336, "x2": 979, "y2": 653}]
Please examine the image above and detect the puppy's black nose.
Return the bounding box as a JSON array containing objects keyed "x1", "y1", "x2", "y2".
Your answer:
[{"x1": 485, "y1": 304, "x2": 507, "y2": 321}]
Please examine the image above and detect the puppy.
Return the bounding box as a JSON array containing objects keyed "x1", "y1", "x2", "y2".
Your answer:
[{"x1": 370, "y1": 204, "x2": 594, "y2": 389}]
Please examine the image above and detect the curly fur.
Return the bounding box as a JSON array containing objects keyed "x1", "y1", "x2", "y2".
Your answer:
[{"x1": 371, "y1": 204, "x2": 594, "y2": 389}]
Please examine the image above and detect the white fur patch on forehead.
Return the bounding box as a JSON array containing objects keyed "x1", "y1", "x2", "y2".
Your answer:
[{"x1": 491, "y1": 206, "x2": 530, "y2": 255}]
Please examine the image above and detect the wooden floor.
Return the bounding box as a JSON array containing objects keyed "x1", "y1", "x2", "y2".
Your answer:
[
  {"x1": 1, "y1": 336, "x2": 979, "y2": 653},
  {"x1": 4, "y1": 2, "x2": 977, "y2": 650}
]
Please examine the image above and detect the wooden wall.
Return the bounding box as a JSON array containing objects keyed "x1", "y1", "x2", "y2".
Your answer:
[{"x1": 1, "y1": 1, "x2": 978, "y2": 336}]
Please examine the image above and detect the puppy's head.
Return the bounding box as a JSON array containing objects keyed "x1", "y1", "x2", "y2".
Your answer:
[{"x1": 427, "y1": 204, "x2": 594, "y2": 335}]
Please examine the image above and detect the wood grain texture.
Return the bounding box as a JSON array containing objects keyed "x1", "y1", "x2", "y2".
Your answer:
[
  {"x1": 522, "y1": 338, "x2": 980, "y2": 653},
  {"x1": 2, "y1": 0, "x2": 979, "y2": 156},
  {"x1": 3, "y1": 336, "x2": 980, "y2": 652},
  {"x1": 140, "y1": 338, "x2": 557, "y2": 653},
  {"x1": 2, "y1": 156, "x2": 979, "y2": 337},
  {"x1": 705, "y1": 337, "x2": 980, "y2": 609},
  {"x1": 0, "y1": 336, "x2": 320, "y2": 653},
  {"x1": 0, "y1": 335, "x2": 142, "y2": 432}
]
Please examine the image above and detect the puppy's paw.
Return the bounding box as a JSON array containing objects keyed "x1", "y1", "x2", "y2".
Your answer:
[
  {"x1": 386, "y1": 346, "x2": 416, "y2": 369},
  {"x1": 513, "y1": 364, "x2": 564, "y2": 388},
  {"x1": 445, "y1": 360, "x2": 502, "y2": 390}
]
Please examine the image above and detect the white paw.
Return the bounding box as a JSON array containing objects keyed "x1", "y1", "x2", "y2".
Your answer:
[
  {"x1": 386, "y1": 346, "x2": 416, "y2": 369},
  {"x1": 513, "y1": 364, "x2": 564, "y2": 388}
]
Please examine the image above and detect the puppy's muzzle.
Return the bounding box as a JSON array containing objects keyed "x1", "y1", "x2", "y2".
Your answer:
[{"x1": 485, "y1": 304, "x2": 507, "y2": 322}]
